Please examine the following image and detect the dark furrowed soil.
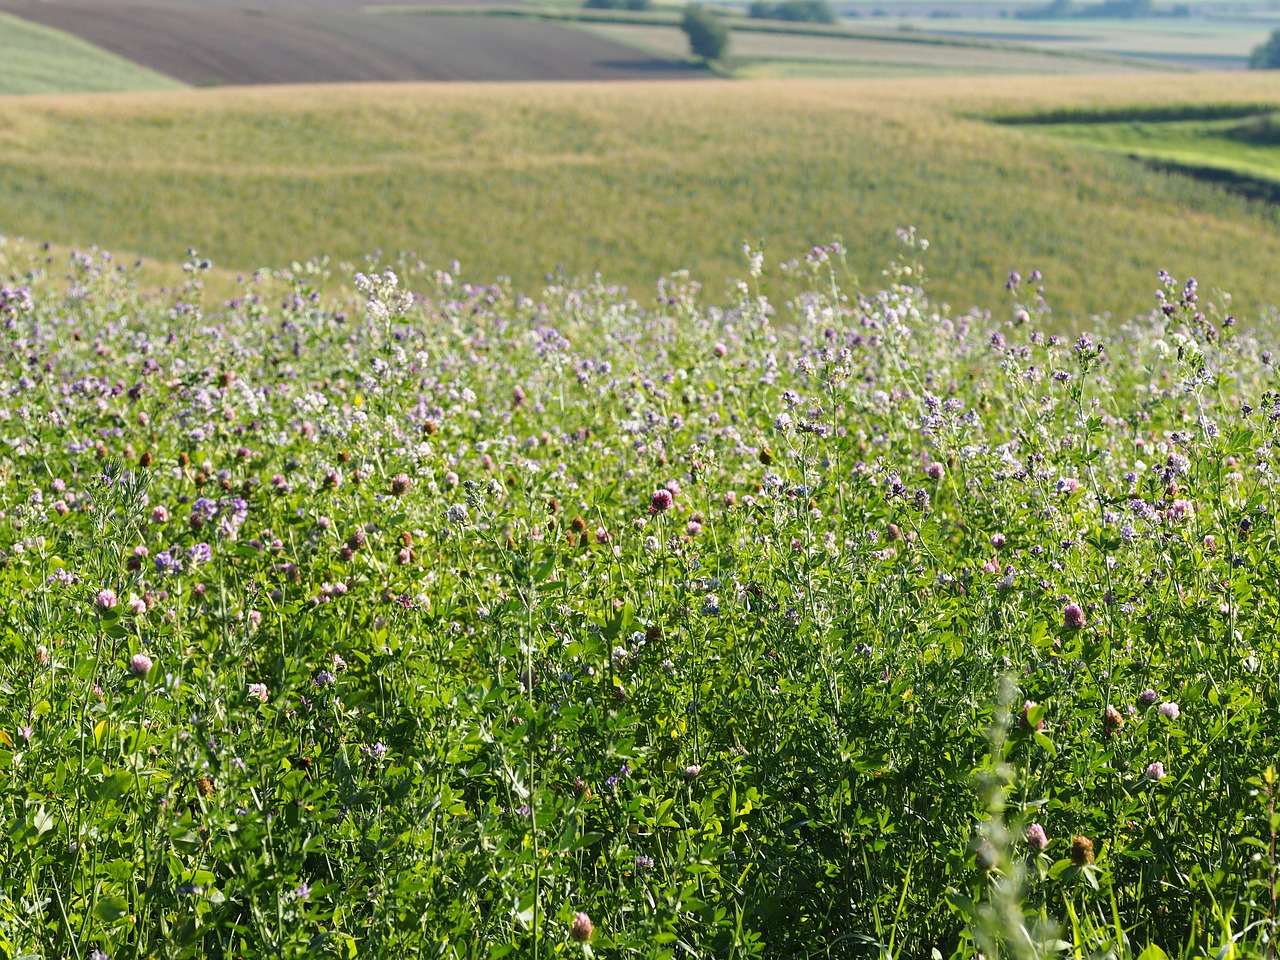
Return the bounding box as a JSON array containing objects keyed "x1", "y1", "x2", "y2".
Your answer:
[{"x1": 0, "y1": 2, "x2": 703, "y2": 83}]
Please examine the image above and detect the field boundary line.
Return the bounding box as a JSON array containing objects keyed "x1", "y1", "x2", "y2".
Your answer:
[{"x1": 366, "y1": 3, "x2": 1183, "y2": 68}]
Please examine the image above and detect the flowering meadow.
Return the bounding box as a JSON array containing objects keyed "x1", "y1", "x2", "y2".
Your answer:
[{"x1": 0, "y1": 235, "x2": 1276, "y2": 959}]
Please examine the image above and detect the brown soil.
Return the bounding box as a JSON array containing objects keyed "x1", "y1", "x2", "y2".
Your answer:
[{"x1": 0, "y1": 1, "x2": 703, "y2": 83}]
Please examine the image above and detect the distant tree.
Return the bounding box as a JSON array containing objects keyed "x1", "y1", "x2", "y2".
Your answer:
[
  {"x1": 584, "y1": 0, "x2": 653, "y2": 9},
  {"x1": 748, "y1": 0, "x2": 837, "y2": 21},
  {"x1": 1251, "y1": 28, "x2": 1280, "y2": 68},
  {"x1": 1014, "y1": 0, "x2": 1074, "y2": 18},
  {"x1": 681, "y1": 4, "x2": 730, "y2": 61}
]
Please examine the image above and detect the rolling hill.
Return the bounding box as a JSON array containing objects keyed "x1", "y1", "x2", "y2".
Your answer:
[
  {"x1": 4, "y1": 74, "x2": 1280, "y2": 317},
  {"x1": 0, "y1": 10, "x2": 184, "y2": 95}
]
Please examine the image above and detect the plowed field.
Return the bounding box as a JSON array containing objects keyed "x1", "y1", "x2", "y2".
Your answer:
[{"x1": 0, "y1": 2, "x2": 701, "y2": 84}]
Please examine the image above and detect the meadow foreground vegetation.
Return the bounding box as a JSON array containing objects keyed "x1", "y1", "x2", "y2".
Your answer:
[{"x1": 0, "y1": 233, "x2": 1276, "y2": 957}]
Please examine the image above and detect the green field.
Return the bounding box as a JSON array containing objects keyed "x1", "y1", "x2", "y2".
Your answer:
[
  {"x1": 8, "y1": 9, "x2": 1280, "y2": 957},
  {"x1": 1022, "y1": 110, "x2": 1280, "y2": 201},
  {"x1": 8, "y1": 76, "x2": 1280, "y2": 318},
  {"x1": 0, "y1": 11, "x2": 183, "y2": 96}
]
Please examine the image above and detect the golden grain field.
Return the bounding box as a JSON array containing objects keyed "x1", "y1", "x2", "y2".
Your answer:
[{"x1": 4, "y1": 73, "x2": 1280, "y2": 316}]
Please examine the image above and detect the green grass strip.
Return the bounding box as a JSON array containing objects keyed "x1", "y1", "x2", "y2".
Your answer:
[{"x1": 0, "y1": 11, "x2": 184, "y2": 96}]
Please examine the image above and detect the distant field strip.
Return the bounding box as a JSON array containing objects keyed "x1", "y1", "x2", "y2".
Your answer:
[
  {"x1": 868, "y1": 14, "x2": 1266, "y2": 70},
  {"x1": 0, "y1": 1, "x2": 699, "y2": 84},
  {"x1": 1022, "y1": 111, "x2": 1280, "y2": 202},
  {"x1": 0, "y1": 11, "x2": 183, "y2": 95},
  {"x1": 580, "y1": 22, "x2": 1138, "y2": 72},
  {"x1": 376, "y1": 4, "x2": 1177, "y2": 64}
]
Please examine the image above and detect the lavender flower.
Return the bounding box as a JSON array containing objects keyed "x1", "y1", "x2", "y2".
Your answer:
[
  {"x1": 1063, "y1": 602, "x2": 1086, "y2": 630},
  {"x1": 154, "y1": 550, "x2": 182, "y2": 575},
  {"x1": 1025, "y1": 823, "x2": 1049, "y2": 852},
  {"x1": 570, "y1": 912, "x2": 594, "y2": 943}
]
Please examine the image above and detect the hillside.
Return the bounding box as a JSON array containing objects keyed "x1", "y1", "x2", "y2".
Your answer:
[
  {"x1": 0, "y1": 11, "x2": 184, "y2": 95},
  {"x1": 5, "y1": 75, "x2": 1280, "y2": 317}
]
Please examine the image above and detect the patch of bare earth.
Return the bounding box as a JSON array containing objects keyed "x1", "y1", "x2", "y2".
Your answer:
[{"x1": 0, "y1": 1, "x2": 703, "y2": 83}]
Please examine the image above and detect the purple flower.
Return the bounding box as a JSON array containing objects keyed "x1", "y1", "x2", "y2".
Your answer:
[
  {"x1": 650, "y1": 488, "x2": 674, "y2": 515},
  {"x1": 154, "y1": 550, "x2": 182, "y2": 575},
  {"x1": 635, "y1": 854, "x2": 655, "y2": 870},
  {"x1": 294, "y1": 882, "x2": 311, "y2": 902},
  {"x1": 1145, "y1": 761, "x2": 1166, "y2": 781},
  {"x1": 1138, "y1": 688, "x2": 1159, "y2": 707},
  {"x1": 1063, "y1": 602, "x2": 1086, "y2": 630},
  {"x1": 1025, "y1": 823, "x2": 1049, "y2": 852},
  {"x1": 95, "y1": 588, "x2": 117, "y2": 611},
  {"x1": 192, "y1": 497, "x2": 218, "y2": 522},
  {"x1": 219, "y1": 498, "x2": 248, "y2": 539},
  {"x1": 187, "y1": 542, "x2": 212, "y2": 566},
  {"x1": 570, "y1": 912, "x2": 594, "y2": 943},
  {"x1": 129, "y1": 653, "x2": 152, "y2": 676},
  {"x1": 683, "y1": 764, "x2": 701, "y2": 780},
  {"x1": 1158, "y1": 701, "x2": 1180, "y2": 720}
]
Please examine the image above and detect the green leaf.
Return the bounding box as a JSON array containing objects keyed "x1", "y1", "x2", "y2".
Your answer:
[
  {"x1": 93, "y1": 772, "x2": 133, "y2": 802},
  {"x1": 31, "y1": 807, "x2": 53, "y2": 837},
  {"x1": 1048, "y1": 858, "x2": 1075, "y2": 880},
  {"x1": 1033, "y1": 732, "x2": 1057, "y2": 756},
  {"x1": 94, "y1": 896, "x2": 129, "y2": 922}
]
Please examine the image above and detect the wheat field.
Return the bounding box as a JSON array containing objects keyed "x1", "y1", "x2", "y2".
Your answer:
[{"x1": 4, "y1": 74, "x2": 1280, "y2": 316}]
